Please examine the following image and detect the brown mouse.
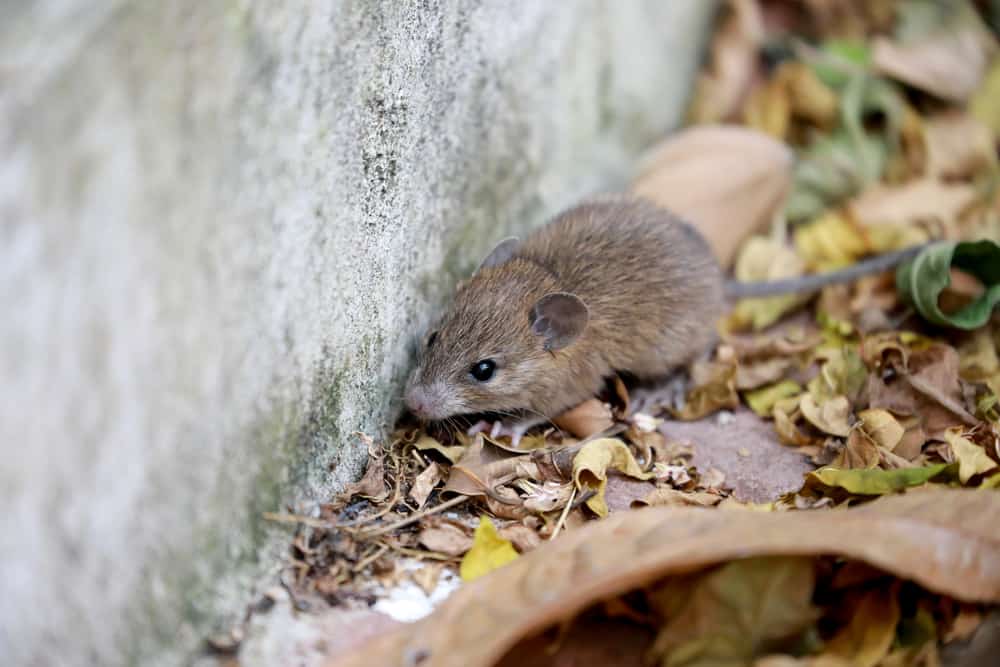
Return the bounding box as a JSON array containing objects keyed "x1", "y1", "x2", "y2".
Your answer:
[
  {"x1": 403, "y1": 196, "x2": 725, "y2": 441},
  {"x1": 404, "y1": 194, "x2": 931, "y2": 442}
]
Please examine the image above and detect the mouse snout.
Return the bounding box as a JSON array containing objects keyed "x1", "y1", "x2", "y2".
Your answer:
[{"x1": 404, "y1": 382, "x2": 449, "y2": 421}]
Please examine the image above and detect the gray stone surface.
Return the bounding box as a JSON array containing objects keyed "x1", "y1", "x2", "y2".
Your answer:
[{"x1": 0, "y1": 1, "x2": 717, "y2": 664}]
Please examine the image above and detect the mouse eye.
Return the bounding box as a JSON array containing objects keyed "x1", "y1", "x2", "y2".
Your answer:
[
  {"x1": 426, "y1": 331, "x2": 439, "y2": 348},
  {"x1": 469, "y1": 359, "x2": 496, "y2": 382}
]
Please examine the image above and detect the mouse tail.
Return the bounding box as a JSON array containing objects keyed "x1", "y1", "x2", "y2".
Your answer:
[{"x1": 724, "y1": 243, "x2": 932, "y2": 300}]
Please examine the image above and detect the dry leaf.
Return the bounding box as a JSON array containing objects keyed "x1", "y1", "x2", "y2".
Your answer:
[
  {"x1": 458, "y1": 517, "x2": 518, "y2": 582},
  {"x1": 944, "y1": 428, "x2": 998, "y2": 483},
  {"x1": 745, "y1": 380, "x2": 803, "y2": 417},
  {"x1": 794, "y1": 212, "x2": 870, "y2": 271},
  {"x1": 825, "y1": 586, "x2": 900, "y2": 667},
  {"x1": 729, "y1": 237, "x2": 809, "y2": 331},
  {"x1": 552, "y1": 398, "x2": 614, "y2": 438},
  {"x1": 411, "y1": 563, "x2": 443, "y2": 596},
  {"x1": 408, "y1": 462, "x2": 443, "y2": 509},
  {"x1": 970, "y1": 55, "x2": 1000, "y2": 135},
  {"x1": 736, "y1": 357, "x2": 796, "y2": 391},
  {"x1": 632, "y1": 487, "x2": 722, "y2": 509},
  {"x1": 630, "y1": 125, "x2": 793, "y2": 268},
  {"x1": 849, "y1": 179, "x2": 979, "y2": 232},
  {"x1": 833, "y1": 428, "x2": 881, "y2": 469},
  {"x1": 800, "y1": 394, "x2": 852, "y2": 437},
  {"x1": 412, "y1": 434, "x2": 466, "y2": 464},
  {"x1": 329, "y1": 489, "x2": 1000, "y2": 667},
  {"x1": 674, "y1": 358, "x2": 740, "y2": 420},
  {"x1": 418, "y1": 522, "x2": 473, "y2": 557},
  {"x1": 857, "y1": 409, "x2": 904, "y2": 451},
  {"x1": 343, "y1": 455, "x2": 388, "y2": 502},
  {"x1": 572, "y1": 438, "x2": 654, "y2": 517},
  {"x1": 689, "y1": 0, "x2": 764, "y2": 124},
  {"x1": 647, "y1": 557, "x2": 819, "y2": 665},
  {"x1": 871, "y1": 11, "x2": 998, "y2": 102},
  {"x1": 442, "y1": 435, "x2": 537, "y2": 500},
  {"x1": 521, "y1": 481, "x2": 573, "y2": 514},
  {"x1": 921, "y1": 112, "x2": 997, "y2": 180},
  {"x1": 497, "y1": 523, "x2": 542, "y2": 554}
]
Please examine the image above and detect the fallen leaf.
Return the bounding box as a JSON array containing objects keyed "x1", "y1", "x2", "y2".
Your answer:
[
  {"x1": 921, "y1": 111, "x2": 997, "y2": 180},
  {"x1": 497, "y1": 523, "x2": 542, "y2": 554},
  {"x1": 896, "y1": 239, "x2": 1000, "y2": 330},
  {"x1": 944, "y1": 428, "x2": 998, "y2": 483},
  {"x1": 872, "y1": 3, "x2": 997, "y2": 102},
  {"x1": 329, "y1": 489, "x2": 1000, "y2": 667},
  {"x1": 729, "y1": 237, "x2": 809, "y2": 331},
  {"x1": 673, "y1": 358, "x2": 740, "y2": 420},
  {"x1": 794, "y1": 212, "x2": 870, "y2": 271},
  {"x1": 833, "y1": 428, "x2": 881, "y2": 469},
  {"x1": 520, "y1": 481, "x2": 573, "y2": 514},
  {"x1": 970, "y1": 55, "x2": 1000, "y2": 135},
  {"x1": 412, "y1": 434, "x2": 466, "y2": 464},
  {"x1": 459, "y1": 517, "x2": 519, "y2": 582},
  {"x1": 631, "y1": 125, "x2": 794, "y2": 268},
  {"x1": 800, "y1": 394, "x2": 852, "y2": 437},
  {"x1": 688, "y1": 0, "x2": 765, "y2": 124},
  {"x1": 857, "y1": 409, "x2": 904, "y2": 451},
  {"x1": 825, "y1": 585, "x2": 900, "y2": 667},
  {"x1": 736, "y1": 357, "x2": 796, "y2": 391},
  {"x1": 572, "y1": 438, "x2": 654, "y2": 517},
  {"x1": 786, "y1": 129, "x2": 887, "y2": 223},
  {"x1": 745, "y1": 380, "x2": 803, "y2": 417},
  {"x1": 805, "y1": 462, "x2": 952, "y2": 495},
  {"x1": 849, "y1": 179, "x2": 979, "y2": 232},
  {"x1": 632, "y1": 487, "x2": 723, "y2": 509},
  {"x1": 411, "y1": 563, "x2": 443, "y2": 596},
  {"x1": 443, "y1": 434, "x2": 537, "y2": 500},
  {"x1": 408, "y1": 462, "x2": 443, "y2": 509},
  {"x1": 343, "y1": 454, "x2": 388, "y2": 502},
  {"x1": 418, "y1": 522, "x2": 473, "y2": 557},
  {"x1": 647, "y1": 557, "x2": 819, "y2": 665},
  {"x1": 553, "y1": 399, "x2": 613, "y2": 438}
]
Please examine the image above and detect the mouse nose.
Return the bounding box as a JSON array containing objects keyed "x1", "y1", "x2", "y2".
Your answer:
[{"x1": 405, "y1": 385, "x2": 433, "y2": 420}]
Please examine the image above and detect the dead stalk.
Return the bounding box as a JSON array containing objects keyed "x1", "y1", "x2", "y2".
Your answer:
[{"x1": 549, "y1": 487, "x2": 577, "y2": 541}]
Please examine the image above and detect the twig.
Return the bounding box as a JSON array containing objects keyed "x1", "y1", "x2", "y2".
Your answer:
[
  {"x1": 379, "y1": 541, "x2": 458, "y2": 561},
  {"x1": 360, "y1": 495, "x2": 469, "y2": 539},
  {"x1": 549, "y1": 487, "x2": 577, "y2": 541},
  {"x1": 352, "y1": 544, "x2": 390, "y2": 573}
]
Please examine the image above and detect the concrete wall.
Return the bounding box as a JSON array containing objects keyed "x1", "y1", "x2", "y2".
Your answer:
[{"x1": 0, "y1": 1, "x2": 716, "y2": 664}]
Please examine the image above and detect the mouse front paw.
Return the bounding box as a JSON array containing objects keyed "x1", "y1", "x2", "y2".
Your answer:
[{"x1": 467, "y1": 417, "x2": 544, "y2": 447}]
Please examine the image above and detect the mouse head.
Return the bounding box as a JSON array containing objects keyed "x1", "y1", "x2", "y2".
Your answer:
[{"x1": 404, "y1": 238, "x2": 589, "y2": 421}]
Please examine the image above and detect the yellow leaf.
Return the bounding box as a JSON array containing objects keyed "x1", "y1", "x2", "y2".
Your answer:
[
  {"x1": 729, "y1": 237, "x2": 809, "y2": 331},
  {"x1": 800, "y1": 394, "x2": 852, "y2": 437},
  {"x1": 413, "y1": 434, "x2": 466, "y2": 464},
  {"x1": 744, "y1": 380, "x2": 802, "y2": 417},
  {"x1": 970, "y1": 55, "x2": 1000, "y2": 135},
  {"x1": 572, "y1": 438, "x2": 654, "y2": 517},
  {"x1": 826, "y1": 586, "x2": 900, "y2": 667},
  {"x1": 857, "y1": 409, "x2": 904, "y2": 451},
  {"x1": 944, "y1": 429, "x2": 998, "y2": 484},
  {"x1": 921, "y1": 111, "x2": 997, "y2": 180},
  {"x1": 794, "y1": 212, "x2": 870, "y2": 271},
  {"x1": 459, "y1": 517, "x2": 519, "y2": 582}
]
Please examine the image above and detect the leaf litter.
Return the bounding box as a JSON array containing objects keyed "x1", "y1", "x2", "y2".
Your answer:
[{"x1": 264, "y1": 2, "x2": 1000, "y2": 665}]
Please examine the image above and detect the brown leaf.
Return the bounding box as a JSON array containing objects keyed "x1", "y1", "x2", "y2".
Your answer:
[
  {"x1": 921, "y1": 112, "x2": 998, "y2": 180},
  {"x1": 408, "y1": 462, "x2": 443, "y2": 509},
  {"x1": 552, "y1": 399, "x2": 614, "y2": 439},
  {"x1": 630, "y1": 125, "x2": 793, "y2": 268},
  {"x1": 825, "y1": 585, "x2": 900, "y2": 667},
  {"x1": 442, "y1": 434, "x2": 538, "y2": 499},
  {"x1": 833, "y1": 428, "x2": 881, "y2": 470},
  {"x1": 849, "y1": 179, "x2": 979, "y2": 232},
  {"x1": 688, "y1": 0, "x2": 765, "y2": 124},
  {"x1": 497, "y1": 523, "x2": 542, "y2": 554},
  {"x1": 328, "y1": 489, "x2": 1000, "y2": 667},
  {"x1": 673, "y1": 358, "x2": 740, "y2": 420},
  {"x1": 800, "y1": 394, "x2": 852, "y2": 437},
  {"x1": 343, "y1": 456, "x2": 388, "y2": 502},
  {"x1": 417, "y1": 522, "x2": 473, "y2": 557},
  {"x1": 632, "y1": 487, "x2": 723, "y2": 509},
  {"x1": 736, "y1": 356, "x2": 796, "y2": 390},
  {"x1": 872, "y1": 14, "x2": 997, "y2": 102}
]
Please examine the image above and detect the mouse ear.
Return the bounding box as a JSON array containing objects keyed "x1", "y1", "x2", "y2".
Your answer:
[
  {"x1": 477, "y1": 237, "x2": 520, "y2": 271},
  {"x1": 529, "y1": 292, "x2": 589, "y2": 351}
]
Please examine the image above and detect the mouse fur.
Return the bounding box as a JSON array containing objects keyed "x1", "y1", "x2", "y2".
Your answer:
[{"x1": 404, "y1": 195, "x2": 725, "y2": 425}]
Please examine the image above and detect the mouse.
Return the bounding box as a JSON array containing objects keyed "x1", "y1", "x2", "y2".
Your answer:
[{"x1": 403, "y1": 195, "x2": 930, "y2": 443}]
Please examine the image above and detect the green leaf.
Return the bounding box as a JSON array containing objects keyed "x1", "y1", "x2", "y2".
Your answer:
[
  {"x1": 806, "y1": 463, "x2": 953, "y2": 495},
  {"x1": 785, "y1": 130, "x2": 887, "y2": 223},
  {"x1": 813, "y1": 40, "x2": 872, "y2": 89},
  {"x1": 896, "y1": 240, "x2": 1000, "y2": 329},
  {"x1": 744, "y1": 380, "x2": 802, "y2": 417}
]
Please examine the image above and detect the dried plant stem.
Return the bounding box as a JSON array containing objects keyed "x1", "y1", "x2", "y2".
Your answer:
[
  {"x1": 360, "y1": 495, "x2": 469, "y2": 539},
  {"x1": 549, "y1": 487, "x2": 577, "y2": 541},
  {"x1": 352, "y1": 544, "x2": 390, "y2": 573}
]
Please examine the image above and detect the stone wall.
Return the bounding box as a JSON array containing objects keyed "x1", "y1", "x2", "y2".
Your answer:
[{"x1": 0, "y1": 1, "x2": 716, "y2": 664}]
